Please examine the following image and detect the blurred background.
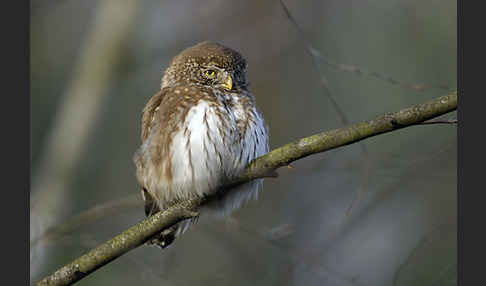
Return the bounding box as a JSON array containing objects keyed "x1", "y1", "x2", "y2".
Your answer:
[{"x1": 30, "y1": 0, "x2": 457, "y2": 285}]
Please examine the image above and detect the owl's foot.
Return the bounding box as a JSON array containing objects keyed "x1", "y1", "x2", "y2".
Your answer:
[{"x1": 146, "y1": 226, "x2": 177, "y2": 249}]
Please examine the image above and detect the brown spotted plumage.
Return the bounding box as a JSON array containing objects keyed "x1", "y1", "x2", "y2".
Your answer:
[{"x1": 133, "y1": 41, "x2": 269, "y2": 248}]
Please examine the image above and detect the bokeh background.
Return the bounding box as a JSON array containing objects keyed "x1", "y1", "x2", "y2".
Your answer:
[{"x1": 30, "y1": 0, "x2": 457, "y2": 285}]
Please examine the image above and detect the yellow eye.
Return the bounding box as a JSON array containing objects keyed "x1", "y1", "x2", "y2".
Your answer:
[{"x1": 203, "y1": 69, "x2": 217, "y2": 78}]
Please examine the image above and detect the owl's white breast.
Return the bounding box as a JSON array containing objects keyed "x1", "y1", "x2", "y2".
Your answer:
[
  {"x1": 167, "y1": 101, "x2": 234, "y2": 200},
  {"x1": 142, "y1": 97, "x2": 268, "y2": 217}
]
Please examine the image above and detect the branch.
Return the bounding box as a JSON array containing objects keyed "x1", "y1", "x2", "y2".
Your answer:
[
  {"x1": 36, "y1": 200, "x2": 200, "y2": 286},
  {"x1": 240, "y1": 92, "x2": 457, "y2": 181},
  {"x1": 36, "y1": 92, "x2": 457, "y2": 286}
]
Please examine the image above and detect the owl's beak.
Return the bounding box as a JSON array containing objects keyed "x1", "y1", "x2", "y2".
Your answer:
[{"x1": 222, "y1": 74, "x2": 233, "y2": 91}]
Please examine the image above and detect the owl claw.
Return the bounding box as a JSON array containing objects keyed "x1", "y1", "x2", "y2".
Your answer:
[
  {"x1": 146, "y1": 226, "x2": 177, "y2": 249},
  {"x1": 192, "y1": 213, "x2": 200, "y2": 224}
]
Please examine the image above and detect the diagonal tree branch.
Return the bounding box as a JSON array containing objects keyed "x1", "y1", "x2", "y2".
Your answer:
[
  {"x1": 239, "y1": 92, "x2": 456, "y2": 181},
  {"x1": 36, "y1": 200, "x2": 200, "y2": 286},
  {"x1": 36, "y1": 92, "x2": 457, "y2": 286}
]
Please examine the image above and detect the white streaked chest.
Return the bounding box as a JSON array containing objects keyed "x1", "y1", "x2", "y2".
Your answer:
[{"x1": 142, "y1": 97, "x2": 269, "y2": 208}]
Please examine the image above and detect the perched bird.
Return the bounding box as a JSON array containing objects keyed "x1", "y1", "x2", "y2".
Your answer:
[{"x1": 133, "y1": 41, "x2": 269, "y2": 248}]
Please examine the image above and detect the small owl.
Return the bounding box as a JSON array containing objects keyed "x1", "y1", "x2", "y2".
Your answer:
[{"x1": 133, "y1": 41, "x2": 269, "y2": 248}]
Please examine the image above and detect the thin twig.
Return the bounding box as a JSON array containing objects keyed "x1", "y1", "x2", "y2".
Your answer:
[
  {"x1": 279, "y1": 0, "x2": 350, "y2": 126},
  {"x1": 279, "y1": 0, "x2": 370, "y2": 218},
  {"x1": 392, "y1": 223, "x2": 456, "y2": 286},
  {"x1": 279, "y1": 0, "x2": 450, "y2": 93},
  {"x1": 313, "y1": 53, "x2": 451, "y2": 92},
  {"x1": 223, "y1": 219, "x2": 364, "y2": 286},
  {"x1": 37, "y1": 92, "x2": 457, "y2": 286},
  {"x1": 30, "y1": 0, "x2": 140, "y2": 279},
  {"x1": 31, "y1": 195, "x2": 142, "y2": 248},
  {"x1": 419, "y1": 119, "x2": 458, "y2": 125}
]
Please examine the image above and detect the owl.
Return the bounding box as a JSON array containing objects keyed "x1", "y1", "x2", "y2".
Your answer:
[{"x1": 133, "y1": 41, "x2": 269, "y2": 248}]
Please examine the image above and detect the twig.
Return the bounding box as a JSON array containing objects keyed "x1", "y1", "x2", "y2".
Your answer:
[
  {"x1": 278, "y1": 1, "x2": 450, "y2": 93},
  {"x1": 312, "y1": 51, "x2": 451, "y2": 92},
  {"x1": 279, "y1": 0, "x2": 371, "y2": 219},
  {"x1": 222, "y1": 219, "x2": 364, "y2": 286},
  {"x1": 37, "y1": 92, "x2": 457, "y2": 286},
  {"x1": 419, "y1": 119, "x2": 457, "y2": 125},
  {"x1": 30, "y1": 0, "x2": 140, "y2": 279},
  {"x1": 392, "y1": 223, "x2": 456, "y2": 286},
  {"x1": 30, "y1": 195, "x2": 142, "y2": 248},
  {"x1": 279, "y1": 0, "x2": 350, "y2": 126}
]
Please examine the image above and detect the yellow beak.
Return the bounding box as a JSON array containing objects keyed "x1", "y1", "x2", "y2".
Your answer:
[{"x1": 222, "y1": 74, "x2": 233, "y2": 90}]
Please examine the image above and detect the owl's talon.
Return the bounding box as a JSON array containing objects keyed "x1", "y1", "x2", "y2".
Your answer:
[{"x1": 146, "y1": 229, "x2": 176, "y2": 249}]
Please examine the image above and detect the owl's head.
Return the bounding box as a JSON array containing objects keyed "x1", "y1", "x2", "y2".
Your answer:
[{"x1": 161, "y1": 41, "x2": 248, "y2": 92}]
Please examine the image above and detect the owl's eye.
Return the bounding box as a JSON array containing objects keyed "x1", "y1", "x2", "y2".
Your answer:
[{"x1": 203, "y1": 69, "x2": 217, "y2": 79}]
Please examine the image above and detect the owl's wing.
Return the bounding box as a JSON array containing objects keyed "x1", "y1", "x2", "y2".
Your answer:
[
  {"x1": 139, "y1": 89, "x2": 167, "y2": 217},
  {"x1": 141, "y1": 89, "x2": 166, "y2": 142}
]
